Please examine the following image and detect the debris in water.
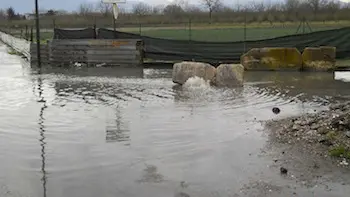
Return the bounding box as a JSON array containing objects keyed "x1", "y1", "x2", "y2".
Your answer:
[
  {"x1": 272, "y1": 107, "x2": 281, "y2": 114},
  {"x1": 280, "y1": 167, "x2": 288, "y2": 174}
]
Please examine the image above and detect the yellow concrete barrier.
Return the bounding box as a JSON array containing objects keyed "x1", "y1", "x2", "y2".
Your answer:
[
  {"x1": 302, "y1": 46, "x2": 336, "y2": 71},
  {"x1": 241, "y1": 47, "x2": 302, "y2": 71}
]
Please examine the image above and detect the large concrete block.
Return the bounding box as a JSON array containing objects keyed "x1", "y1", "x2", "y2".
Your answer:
[
  {"x1": 215, "y1": 64, "x2": 244, "y2": 87},
  {"x1": 172, "y1": 61, "x2": 216, "y2": 85},
  {"x1": 241, "y1": 47, "x2": 302, "y2": 71},
  {"x1": 302, "y1": 46, "x2": 336, "y2": 71},
  {"x1": 320, "y1": 46, "x2": 336, "y2": 61}
]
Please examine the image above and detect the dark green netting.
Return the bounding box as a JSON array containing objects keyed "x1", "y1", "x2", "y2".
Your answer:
[{"x1": 53, "y1": 27, "x2": 350, "y2": 63}]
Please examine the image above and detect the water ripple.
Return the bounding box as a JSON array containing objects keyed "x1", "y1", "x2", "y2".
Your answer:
[{"x1": 2, "y1": 42, "x2": 350, "y2": 197}]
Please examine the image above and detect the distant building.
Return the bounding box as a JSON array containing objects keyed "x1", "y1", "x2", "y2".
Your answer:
[{"x1": 24, "y1": 13, "x2": 46, "y2": 20}]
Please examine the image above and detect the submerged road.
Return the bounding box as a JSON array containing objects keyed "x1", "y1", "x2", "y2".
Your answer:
[{"x1": 0, "y1": 42, "x2": 350, "y2": 197}]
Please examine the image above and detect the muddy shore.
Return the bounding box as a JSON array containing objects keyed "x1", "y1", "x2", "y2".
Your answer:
[{"x1": 265, "y1": 101, "x2": 350, "y2": 167}]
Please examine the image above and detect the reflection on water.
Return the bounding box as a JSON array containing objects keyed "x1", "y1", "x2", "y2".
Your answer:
[
  {"x1": 245, "y1": 71, "x2": 350, "y2": 104},
  {"x1": 137, "y1": 164, "x2": 164, "y2": 183},
  {"x1": 106, "y1": 106, "x2": 130, "y2": 144},
  {"x1": 37, "y1": 76, "x2": 47, "y2": 197},
  {"x1": 1, "y1": 44, "x2": 350, "y2": 197}
]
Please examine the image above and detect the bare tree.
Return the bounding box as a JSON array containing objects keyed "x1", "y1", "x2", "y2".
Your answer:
[
  {"x1": 132, "y1": 2, "x2": 152, "y2": 16},
  {"x1": 78, "y1": 3, "x2": 94, "y2": 16},
  {"x1": 152, "y1": 6, "x2": 162, "y2": 14},
  {"x1": 284, "y1": 0, "x2": 300, "y2": 12},
  {"x1": 325, "y1": 0, "x2": 341, "y2": 20},
  {"x1": 306, "y1": 0, "x2": 328, "y2": 16},
  {"x1": 184, "y1": 5, "x2": 202, "y2": 13},
  {"x1": 284, "y1": 0, "x2": 300, "y2": 20},
  {"x1": 97, "y1": 2, "x2": 112, "y2": 17},
  {"x1": 163, "y1": 4, "x2": 184, "y2": 17},
  {"x1": 250, "y1": 1, "x2": 265, "y2": 12},
  {"x1": 201, "y1": 0, "x2": 222, "y2": 21},
  {"x1": 0, "y1": 9, "x2": 6, "y2": 20}
]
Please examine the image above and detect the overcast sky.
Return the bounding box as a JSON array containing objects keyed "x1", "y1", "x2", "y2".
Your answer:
[
  {"x1": 0, "y1": 0, "x2": 272, "y2": 13},
  {"x1": 1, "y1": 0, "x2": 349, "y2": 14}
]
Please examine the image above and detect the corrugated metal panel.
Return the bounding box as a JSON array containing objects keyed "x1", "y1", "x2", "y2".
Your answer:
[
  {"x1": 49, "y1": 39, "x2": 143, "y2": 66},
  {"x1": 0, "y1": 32, "x2": 144, "y2": 67}
]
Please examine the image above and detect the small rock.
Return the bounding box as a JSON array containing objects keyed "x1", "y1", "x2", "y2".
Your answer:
[
  {"x1": 272, "y1": 107, "x2": 281, "y2": 114},
  {"x1": 340, "y1": 159, "x2": 349, "y2": 166},
  {"x1": 280, "y1": 167, "x2": 288, "y2": 174},
  {"x1": 306, "y1": 130, "x2": 317, "y2": 136},
  {"x1": 318, "y1": 138, "x2": 333, "y2": 146},
  {"x1": 311, "y1": 124, "x2": 319, "y2": 130},
  {"x1": 317, "y1": 128, "x2": 329, "y2": 135},
  {"x1": 294, "y1": 120, "x2": 301, "y2": 125},
  {"x1": 292, "y1": 125, "x2": 299, "y2": 130},
  {"x1": 346, "y1": 131, "x2": 350, "y2": 138}
]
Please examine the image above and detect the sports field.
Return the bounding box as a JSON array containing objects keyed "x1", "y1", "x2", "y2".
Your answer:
[
  {"x1": 3, "y1": 21, "x2": 349, "y2": 42},
  {"x1": 122, "y1": 21, "x2": 349, "y2": 42}
]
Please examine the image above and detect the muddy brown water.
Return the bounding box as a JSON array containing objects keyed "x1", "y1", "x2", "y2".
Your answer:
[{"x1": 1, "y1": 43, "x2": 350, "y2": 197}]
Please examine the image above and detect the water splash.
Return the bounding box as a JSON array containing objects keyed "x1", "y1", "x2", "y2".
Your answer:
[
  {"x1": 183, "y1": 76, "x2": 211, "y2": 89},
  {"x1": 175, "y1": 76, "x2": 215, "y2": 102}
]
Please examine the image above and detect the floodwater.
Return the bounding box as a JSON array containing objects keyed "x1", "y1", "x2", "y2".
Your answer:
[{"x1": 1, "y1": 42, "x2": 350, "y2": 197}]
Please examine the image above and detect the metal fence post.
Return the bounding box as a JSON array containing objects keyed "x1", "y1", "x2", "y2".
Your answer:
[
  {"x1": 243, "y1": 9, "x2": 247, "y2": 53},
  {"x1": 30, "y1": 26, "x2": 34, "y2": 42},
  {"x1": 35, "y1": 0, "x2": 42, "y2": 68},
  {"x1": 53, "y1": 18, "x2": 56, "y2": 29},
  {"x1": 189, "y1": 18, "x2": 192, "y2": 42},
  {"x1": 94, "y1": 17, "x2": 97, "y2": 39},
  {"x1": 139, "y1": 22, "x2": 142, "y2": 36},
  {"x1": 188, "y1": 19, "x2": 193, "y2": 61},
  {"x1": 25, "y1": 25, "x2": 28, "y2": 40}
]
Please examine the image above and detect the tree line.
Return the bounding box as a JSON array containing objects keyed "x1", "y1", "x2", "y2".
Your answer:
[
  {"x1": 1, "y1": 0, "x2": 350, "y2": 27},
  {"x1": 76, "y1": 0, "x2": 350, "y2": 21},
  {"x1": 0, "y1": 7, "x2": 25, "y2": 20}
]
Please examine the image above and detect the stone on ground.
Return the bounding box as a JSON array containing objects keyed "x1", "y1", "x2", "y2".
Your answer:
[
  {"x1": 241, "y1": 47, "x2": 302, "y2": 71},
  {"x1": 172, "y1": 61, "x2": 216, "y2": 85},
  {"x1": 302, "y1": 47, "x2": 336, "y2": 71},
  {"x1": 215, "y1": 64, "x2": 244, "y2": 87}
]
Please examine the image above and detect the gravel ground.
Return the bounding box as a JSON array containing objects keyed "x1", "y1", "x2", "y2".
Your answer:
[{"x1": 265, "y1": 101, "x2": 350, "y2": 168}]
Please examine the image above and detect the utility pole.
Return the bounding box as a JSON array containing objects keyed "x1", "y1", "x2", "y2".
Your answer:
[{"x1": 35, "y1": 0, "x2": 41, "y2": 68}]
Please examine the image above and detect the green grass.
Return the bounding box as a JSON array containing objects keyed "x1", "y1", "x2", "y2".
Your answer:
[
  {"x1": 124, "y1": 22, "x2": 342, "y2": 42},
  {"x1": 2, "y1": 21, "x2": 347, "y2": 42},
  {"x1": 329, "y1": 145, "x2": 350, "y2": 159},
  {"x1": 7, "y1": 49, "x2": 20, "y2": 55},
  {"x1": 133, "y1": 26, "x2": 329, "y2": 42}
]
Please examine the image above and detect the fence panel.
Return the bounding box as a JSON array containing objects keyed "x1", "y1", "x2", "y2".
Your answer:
[{"x1": 49, "y1": 39, "x2": 143, "y2": 66}]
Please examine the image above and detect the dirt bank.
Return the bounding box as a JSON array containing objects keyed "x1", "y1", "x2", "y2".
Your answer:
[{"x1": 265, "y1": 101, "x2": 350, "y2": 167}]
